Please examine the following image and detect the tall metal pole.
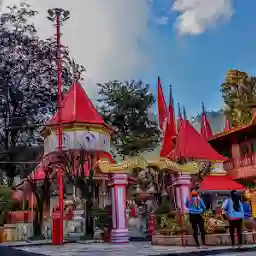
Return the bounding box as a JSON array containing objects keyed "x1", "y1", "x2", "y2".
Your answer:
[{"x1": 47, "y1": 8, "x2": 70, "y2": 244}]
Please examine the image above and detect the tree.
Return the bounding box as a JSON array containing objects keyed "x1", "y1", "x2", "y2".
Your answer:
[
  {"x1": 0, "y1": 185, "x2": 13, "y2": 226},
  {"x1": 51, "y1": 149, "x2": 96, "y2": 239},
  {"x1": 221, "y1": 69, "x2": 256, "y2": 126},
  {"x1": 16, "y1": 164, "x2": 53, "y2": 238},
  {"x1": 0, "y1": 3, "x2": 84, "y2": 183},
  {"x1": 97, "y1": 80, "x2": 161, "y2": 157}
]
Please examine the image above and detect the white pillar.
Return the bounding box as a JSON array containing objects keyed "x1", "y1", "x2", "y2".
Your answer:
[
  {"x1": 109, "y1": 173, "x2": 129, "y2": 243},
  {"x1": 174, "y1": 173, "x2": 191, "y2": 211}
]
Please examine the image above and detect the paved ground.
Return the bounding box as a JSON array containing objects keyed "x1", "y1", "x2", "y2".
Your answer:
[
  {"x1": 4, "y1": 242, "x2": 256, "y2": 256},
  {"x1": 0, "y1": 247, "x2": 42, "y2": 256},
  {"x1": 222, "y1": 253, "x2": 255, "y2": 256}
]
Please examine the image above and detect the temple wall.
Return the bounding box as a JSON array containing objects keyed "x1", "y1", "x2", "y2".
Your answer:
[{"x1": 44, "y1": 129, "x2": 111, "y2": 154}]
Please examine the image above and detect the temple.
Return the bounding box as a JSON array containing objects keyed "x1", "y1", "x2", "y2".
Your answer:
[
  {"x1": 8, "y1": 75, "x2": 248, "y2": 244},
  {"x1": 209, "y1": 113, "x2": 256, "y2": 182}
]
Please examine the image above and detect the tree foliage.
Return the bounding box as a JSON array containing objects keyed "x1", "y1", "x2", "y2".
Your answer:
[
  {"x1": 0, "y1": 3, "x2": 84, "y2": 182},
  {"x1": 51, "y1": 149, "x2": 96, "y2": 238},
  {"x1": 221, "y1": 69, "x2": 256, "y2": 126},
  {"x1": 0, "y1": 185, "x2": 13, "y2": 226},
  {"x1": 131, "y1": 167, "x2": 174, "y2": 208},
  {"x1": 18, "y1": 164, "x2": 52, "y2": 238},
  {"x1": 97, "y1": 80, "x2": 161, "y2": 157}
]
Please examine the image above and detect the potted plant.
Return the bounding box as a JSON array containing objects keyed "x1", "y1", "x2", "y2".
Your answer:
[
  {"x1": 244, "y1": 219, "x2": 254, "y2": 232},
  {"x1": 92, "y1": 206, "x2": 112, "y2": 242}
]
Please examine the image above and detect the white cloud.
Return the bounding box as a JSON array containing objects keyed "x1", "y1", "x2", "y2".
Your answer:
[
  {"x1": 172, "y1": 0, "x2": 234, "y2": 35},
  {"x1": 2, "y1": 0, "x2": 152, "y2": 98}
]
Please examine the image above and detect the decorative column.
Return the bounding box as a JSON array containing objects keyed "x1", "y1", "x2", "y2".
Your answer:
[
  {"x1": 109, "y1": 173, "x2": 129, "y2": 243},
  {"x1": 174, "y1": 173, "x2": 191, "y2": 211},
  {"x1": 231, "y1": 139, "x2": 240, "y2": 169}
]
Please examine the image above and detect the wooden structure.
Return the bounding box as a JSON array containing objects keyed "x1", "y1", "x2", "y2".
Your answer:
[{"x1": 209, "y1": 117, "x2": 256, "y2": 181}]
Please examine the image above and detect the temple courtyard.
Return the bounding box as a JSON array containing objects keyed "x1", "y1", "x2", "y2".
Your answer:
[{"x1": 1, "y1": 242, "x2": 256, "y2": 256}]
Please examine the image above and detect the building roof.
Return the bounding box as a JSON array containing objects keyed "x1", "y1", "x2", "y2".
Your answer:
[
  {"x1": 210, "y1": 124, "x2": 250, "y2": 141},
  {"x1": 200, "y1": 103, "x2": 213, "y2": 140},
  {"x1": 171, "y1": 120, "x2": 227, "y2": 161},
  {"x1": 160, "y1": 86, "x2": 176, "y2": 157},
  {"x1": 47, "y1": 82, "x2": 113, "y2": 131},
  {"x1": 199, "y1": 175, "x2": 245, "y2": 191},
  {"x1": 210, "y1": 112, "x2": 256, "y2": 142}
]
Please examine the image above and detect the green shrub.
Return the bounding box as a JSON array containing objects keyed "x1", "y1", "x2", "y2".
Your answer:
[
  {"x1": 0, "y1": 185, "x2": 13, "y2": 226},
  {"x1": 154, "y1": 202, "x2": 170, "y2": 215},
  {"x1": 92, "y1": 206, "x2": 112, "y2": 230}
]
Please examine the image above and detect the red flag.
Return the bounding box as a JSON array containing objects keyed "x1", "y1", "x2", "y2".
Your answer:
[
  {"x1": 183, "y1": 106, "x2": 187, "y2": 120},
  {"x1": 224, "y1": 118, "x2": 231, "y2": 132},
  {"x1": 157, "y1": 76, "x2": 168, "y2": 130},
  {"x1": 200, "y1": 102, "x2": 213, "y2": 140},
  {"x1": 177, "y1": 103, "x2": 183, "y2": 131},
  {"x1": 160, "y1": 85, "x2": 176, "y2": 157}
]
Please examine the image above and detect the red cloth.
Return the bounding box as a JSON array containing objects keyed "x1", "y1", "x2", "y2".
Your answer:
[
  {"x1": 160, "y1": 85, "x2": 176, "y2": 157},
  {"x1": 200, "y1": 102, "x2": 213, "y2": 140},
  {"x1": 157, "y1": 76, "x2": 168, "y2": 130},
  {"x1": 177, "y1": 103, "x2": 183, "y2": 131},
  {"x1": 130, "y1": 206, "x2": 136, "y2": 217}
]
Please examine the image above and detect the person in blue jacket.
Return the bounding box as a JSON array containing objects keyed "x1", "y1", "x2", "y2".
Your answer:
[
  {"x1": 186, "y1": 188, "x2": 206, "y2": 248},
  {"x1": 242, "y1": 195, "x2": 252, "y2": 220},
  {"x1": 222, "y1": 190, "x2": 244, "y2": 247}
]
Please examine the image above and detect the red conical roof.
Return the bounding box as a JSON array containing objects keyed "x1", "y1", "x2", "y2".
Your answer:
[
  {"x1": 47, "y1": 82, "x2": 112, "y2": 131},
  {"x1": 200, "y1": 102, "x2": 213, "y2": 140},
  {"x1": 171, "y1": 120, "x2": 227, "y2": 161},
  {"x1": 177, "y1": 103, "x2": 183, "y2": 131},
  {"x1": 160, "y1": 85, "x2": 176, "y2": 157}
]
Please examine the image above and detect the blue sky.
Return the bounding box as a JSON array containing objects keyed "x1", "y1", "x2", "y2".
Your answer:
[{"x1": 144, "y1": 0, "x2": 256, "y2": 117}]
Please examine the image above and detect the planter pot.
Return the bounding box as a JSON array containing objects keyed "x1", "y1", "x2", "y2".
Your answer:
[
  {"x1": 102, "y1": 228, "x2": 110, "y2": 242},
  {"x1": 3, "y1": 224, "x2": 17, "y2": 242},
  {"x1": 0, "y1": 227, "x2": 4, "y2": 243}
]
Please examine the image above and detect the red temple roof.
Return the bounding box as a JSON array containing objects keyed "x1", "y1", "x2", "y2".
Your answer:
[
  {"x1": 47, "y1": 82, "x2": 112, "y2": 131},
  {"x1": 160, "y1": 86, "x2": 176, "y2": 157},
  {"x1": 170, "y1": 120, "x2": 227, "y2": 161},
  {"x1": 199, "y1": 175, "x2": 245, "y2": 191},
  {"x1": 200, "y1": 103, "x2": 213, "y2": 140}
]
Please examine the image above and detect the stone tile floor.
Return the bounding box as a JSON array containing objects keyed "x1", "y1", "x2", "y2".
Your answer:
[
  {"x1": 222, "y1": 253, "x2": 255, "y2": 256},
  {"x1": 12, "y1": 242, "x2": 256, "y2": 256}
]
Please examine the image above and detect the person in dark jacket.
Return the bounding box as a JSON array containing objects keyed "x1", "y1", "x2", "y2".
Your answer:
[{"x1": 186, "y1": 188, "x2": 206, "y2": 248}]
